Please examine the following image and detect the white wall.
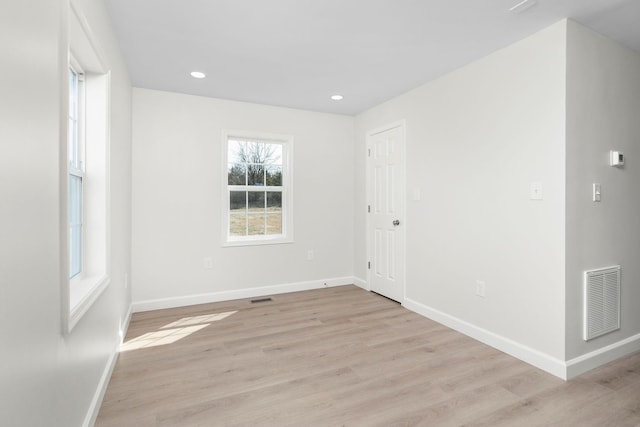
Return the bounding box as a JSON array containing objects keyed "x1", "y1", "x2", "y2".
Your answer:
[
  {"x1": 565, "y1": 21, "x2": 640, "y2": 360},
  {"x1": 355, "y1": 22, "x2": 568, "y2": 364},
  {"x1": 132, "y1": 89, "x2": 354, "y2": 308},
  {"x1": 2, "y1": 13, "x2": 632, "y2": 427},
  {"x1": 0, "y1": 0, "x2": 132, "y2": 425}
]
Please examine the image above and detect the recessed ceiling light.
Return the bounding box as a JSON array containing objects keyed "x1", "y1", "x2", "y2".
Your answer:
[
  {"x1": 190, "y1": 71, "x2": 206, "y2": 79},
  {"x1": 509, "y1": 0, "x2": 537, "y2": 13},
  {"x1": 331, "y1": 95, "x2": 344, "y2": 101}
]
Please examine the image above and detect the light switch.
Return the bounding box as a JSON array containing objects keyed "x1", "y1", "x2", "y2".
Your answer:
[
  {"x1": 530, "y1": 182, "x2": 543, "y2": 200},
  {"x1": 593, "y1": 183, "x2": 601, "y2": 202}
]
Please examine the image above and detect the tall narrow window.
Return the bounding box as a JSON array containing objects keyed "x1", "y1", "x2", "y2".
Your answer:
[
  {"x1": 65, "y1": 5, "x2": 111, "y2": 332},
  {"x1": 68, "y1": 66, "x2": 84, "y2": 278},
  {"x1": 223, "y1": 131, "x2": 293, "y2": 246}
]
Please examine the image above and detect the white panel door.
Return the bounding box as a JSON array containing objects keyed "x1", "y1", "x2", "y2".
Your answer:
[{"x1": 367, "y1": 123, "x2": 405, "y2": 303}]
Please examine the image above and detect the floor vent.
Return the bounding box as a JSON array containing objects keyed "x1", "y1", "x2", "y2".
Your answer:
[
  {"x1": 584, "y1": 266, "x2": 620, "y2": 341},
  {"x1": 251, "y1": 297, "x2": 273, "y2": 304}
]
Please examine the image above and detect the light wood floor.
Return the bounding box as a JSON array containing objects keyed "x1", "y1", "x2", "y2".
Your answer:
[{"x1": 96, "y1": 285, "x2": 640, "y2": 427}]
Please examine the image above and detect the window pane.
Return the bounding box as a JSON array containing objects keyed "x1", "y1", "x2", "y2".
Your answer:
[
  {"x1": 229, "y1": 191, "x2": 246, "y2": 212},
  {"x1": 69, "y1": 175, "x2": 82, "y2": 224},
  {"x1": 266, "y1": 192, "x2": 282, "y2": 235},
  {"x1": 245, "y1": 141, "x2": 260, "y2": 162},
  {"x1": 266, "y1": 144, "x2": 282, "y2": 165},
  {"x1": 266, "y1": 166, "x2": 282, "y2": 186},
  {"x1": 229, "y1": 191, "x2": 247, "y2": 236},
  {"x1": 266, "y1": 213, "x2": 282, "y2": 235},
  {"x1": 266, "y1": 192, "x2": 281, "y2": 211},
  {"x1": 69, "y1": 175, "x2": 82, "y2": 278},
  {"x1": 68, "y1": 117, "x2": 75, "y2": 163},
  {"x1": 229, "y1": 213, "x2": 247, "y2": 236},
  {"x1": 228, "y1": 139, "x2": 245, "y2": 164},
  {"x1": 247, "y1": 192, "x2": 266, "y2": 236},
  {"x1": 69, "y1": 69, "x2": 75, "y2": 110},
  {"x1": 70, "y1": 225, "x2": 82, "y2": 277},
  {"x1": 247, "y1": 164, "x2": 264, "y2": 186},
  {"x1": 228, "y1": 163, "x2": 246, "y2": 185},
  {"x1": 248, "y1": 214, "x2": 266, "y2": 235},
  {"x1": 68, "y1": 68, "x2": 79, "y2": 170},
  {"x1": 248, "y1": 191, "x2": 265, "y2": 211}
]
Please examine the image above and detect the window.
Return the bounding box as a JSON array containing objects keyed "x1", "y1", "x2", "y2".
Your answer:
[
  {"x1": 223, "y1": 131, "x2": 293, "y2": 246},
  {"x1": 68, "y1": 66, "x2": 84, "y2": 278},
  {"x1": 64, "y1": 5, "x2": 111, "y2": 332}
]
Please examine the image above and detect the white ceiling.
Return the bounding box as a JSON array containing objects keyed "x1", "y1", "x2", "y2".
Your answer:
[{"x1": 105, "y1": 0, "x2": 640, "y2": 115}]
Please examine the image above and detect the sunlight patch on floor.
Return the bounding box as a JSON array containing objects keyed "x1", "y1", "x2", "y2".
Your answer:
[{"x1": 120, "y1": 311, "x2": 238, "y2": 352}]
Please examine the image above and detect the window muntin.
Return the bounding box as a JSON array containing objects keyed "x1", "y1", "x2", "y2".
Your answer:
[
  {"x1": 68, "y1": 66, "x2": 84, "y2": 278},
  {"x1": 224, "y1": 134, "x2": 292, "y2": 245}
]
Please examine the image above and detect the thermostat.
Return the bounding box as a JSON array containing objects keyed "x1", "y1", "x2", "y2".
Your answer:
[{"x1": 610, "y1": 151, "x2": 624, "y2": 167}]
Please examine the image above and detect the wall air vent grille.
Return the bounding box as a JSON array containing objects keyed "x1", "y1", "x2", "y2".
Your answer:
[{"x1": 584, "y1": 266, "x2": 620, "y2": 341}]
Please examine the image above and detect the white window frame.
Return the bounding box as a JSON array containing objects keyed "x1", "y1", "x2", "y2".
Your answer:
[
  {"x1": 63, "y1": 4, "x2": 111, "y2": 333},
  {"x1": 222, "y1": 130, "x2": 294, "y2": 247}
]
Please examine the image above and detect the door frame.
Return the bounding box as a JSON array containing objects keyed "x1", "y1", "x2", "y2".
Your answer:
[{"x1": 366, "y1": 120, "x2": 407, "y2": 304}]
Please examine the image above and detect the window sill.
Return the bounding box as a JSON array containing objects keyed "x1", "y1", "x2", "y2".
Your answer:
[
  {"x1": 223, "y1": 236, "x2": 293, "y2": 248},
  {"x1": 68, "y1": 273, "x2": 110, "y2": 333}
]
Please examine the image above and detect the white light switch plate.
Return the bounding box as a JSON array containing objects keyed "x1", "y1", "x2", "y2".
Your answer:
[{"x1": 593, "y1": 183, "x2": 601, "y2": 202}]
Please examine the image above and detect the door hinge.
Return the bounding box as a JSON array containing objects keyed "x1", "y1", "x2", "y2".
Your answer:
[
  {"x1": 367, "y1": 205, "x2": 370, "y2": 213},
  {"x1": 368, "y1": 261, "x2": 371, "y2": 269},
  {"x1": 368, "y1": 148, "x2": 371, "y2": 157}
]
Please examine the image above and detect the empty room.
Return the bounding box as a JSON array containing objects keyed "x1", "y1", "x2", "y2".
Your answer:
[{"x1": 3, "y1": 0, "x2": 640, "y2": 426}]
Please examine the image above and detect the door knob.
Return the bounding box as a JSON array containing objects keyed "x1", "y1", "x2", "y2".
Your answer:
[{"x1": 393, "y1": 220, "x2": 400, "y2": 226}]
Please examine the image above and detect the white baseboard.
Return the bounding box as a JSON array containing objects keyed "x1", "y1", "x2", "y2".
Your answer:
[
  {"x1": 83, "y1": 304, "x2": 132, "y2": 427},
  {"x1": 403, "y1": 297, "x2": 568, "y2": 379},
  {"x1": 120, "y1": 304, "x2": 132, "y2": 342},
  {"x1": 82, "y1": 344, "x2": 120, "y2": 427},
  {"x1": 404, "y1": 298, "x2": 640, "y2": 380},
  {"x1": 352, "y1": 276, "x2": 368, "y2": 291},
  {"x1": 566, "y1": 333, "x2": 640, "y2": 379},
  {"x1": 132, "y1": 277, "x2": 357, "y2": 313}
]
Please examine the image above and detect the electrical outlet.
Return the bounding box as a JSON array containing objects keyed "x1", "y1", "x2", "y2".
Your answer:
[
  {"x1": 475, "y1": 280, "x2": 486, "y2": 298},
  {"x1": 204, "y1": 257, "x2": 214, "y2": 269},
  {"x1": 307, "y1": 250, "x2": 315, "y2": 261},
  {"x1": 530, "y1": 182, "x2": 543, "y2": 200}
]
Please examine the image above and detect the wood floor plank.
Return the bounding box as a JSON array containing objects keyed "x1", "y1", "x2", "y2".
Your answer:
[{"x1": 96, "y1": 285, "x2": 640, "y2": 427}]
